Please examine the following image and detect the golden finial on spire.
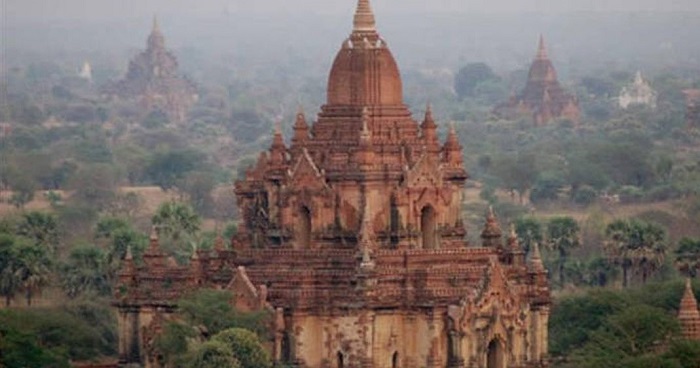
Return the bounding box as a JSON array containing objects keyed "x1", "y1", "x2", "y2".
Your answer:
[{"x1": 353, "y1": 0, "x2": 376, "y2": 33}]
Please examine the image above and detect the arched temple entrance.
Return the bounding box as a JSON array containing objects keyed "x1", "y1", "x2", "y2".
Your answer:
[
  {"x1": 392, "y1": 351, "x2": 399, "y2": 368},
  {"x1": 487, "y1": 339, "x2": 505, "y2": 368}
]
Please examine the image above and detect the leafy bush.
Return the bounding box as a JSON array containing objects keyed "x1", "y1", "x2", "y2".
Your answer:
[{"x1": 573, "y1": 185, "x2": 598, "y2": 206}]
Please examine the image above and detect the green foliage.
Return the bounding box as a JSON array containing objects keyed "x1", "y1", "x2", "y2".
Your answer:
[
  {"x1": 142, "y1": 109, "x2": 170, "y2": 129},
  {"x1": 675, "y1": 238, "x2": 700, "y2": 277},
  {"x1": 550, "y1": 289, "x2": 627, "y2": 356},
  {"x1": 176, "y1": 171, "x2": 216, "y2": 215},
  {"x1": 7, "y1": 173, "x2": 36, "y2": 209},
  {"x1": 156, "y1": 321, "x2": 201, "y2": 367},
  {"x1": 211, "y1": 328, "x2": 272, "y2": 368},
  {"x1": 16, "y1": 211, "x2": 60, "y2": 250},
  {"x1": 530, "y1": 172, "x2": 566, "y2": 204},
  {"x1": 454, "y1": 62, "x2": 501, "y2": 100},
  {"x1": 186, "y1": 340, "x2": 242, "y2": 368},
  {"x1": 664, "y1": 339, "x2": 700, "y2": 368},
  {"x1": 546, "y1": 217, "x2": 581, "y2": 287},
  {"x1": 0, "y1": 302, "x2": 117, "y2": 366},
  {"x1": 551, "y1": 280, "x2": 700, "y2": 368},
  {"x1": 146, "y1": 148, "x2": 206, "y2": 190},
  {"x1": 95, "y1": 216, "x2": 147, "y2": 275},
  {"x1": 492, "y1": 151, "x2": 537, "y2": 203},
  {"x1": 60, "y1": 245, "x2": 111, "y2": 298},
  {"x1": 152, "y1": 201, "x2": 201, "y2": 259},
  {"x1": 68, "y1": 164, "x2": 119, "y2": 210},
  {"x1": 573, "y1": 185, "x2": 598, "y2": 206},
  {"x1": 515, "y1": 217, "x2": 543, "y2": 253},
  {"x1": 177, "y1": 289, "x2": 269, "y2": 337},
  {"x1": 569, "y1": 305, "x2": 679, "y2": 368},
  {"x1": 604, "y1": 219, "x2": 667, "y2": 287}
]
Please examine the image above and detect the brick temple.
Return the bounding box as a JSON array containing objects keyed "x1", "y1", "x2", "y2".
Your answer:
[
  {"x1": 101, "y1": 17, "x2": 197, "y2": 123},
  {"x1": 494, "y1": 36, "x2": 580, "y2": 126},
  {"x1": 114, "y1": 1, "x2": 551, "y2": 367}
]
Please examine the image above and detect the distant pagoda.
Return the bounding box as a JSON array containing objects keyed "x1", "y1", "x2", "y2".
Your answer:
[
  {"x1": 679, "y1": 278, "x2": 700, "y2": 340},
  {"x1": 618, "y1": 71, "x2": 657, "y2": 109},
  {"x1": 495, "y1": 36, "x2": 580, "y2": 126},
  {"x1": 101, "y1": 17, "x2": 197, "y2": 123}
]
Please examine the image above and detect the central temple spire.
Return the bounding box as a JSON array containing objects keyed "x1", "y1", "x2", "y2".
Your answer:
[
  {"x1": 353, "y1": 0, "x2": 376, "y2": 32},
  {"x1": 536, "y1": 35, "x2": 548, "y2": 60}
]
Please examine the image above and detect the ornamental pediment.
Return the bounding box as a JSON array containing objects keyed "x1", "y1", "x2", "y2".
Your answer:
[
  {"x1": 287, "y1": 148, "x2": 328, "y2": 190},
  {"x1": 405, "y1": 151, "x2": 443, "y2": 188}
]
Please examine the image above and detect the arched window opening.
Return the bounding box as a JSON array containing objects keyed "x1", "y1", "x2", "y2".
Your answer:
[
  {"x1": 392, "y1": 351, "x2": 399, "y2": 368},
  {"x1": 299, "y1": 206, "x2": 312, "y2": 249},
  {"x1": 487, "y1": 339, "x2": 505, "y2": 368},
  {"x1": 337, "y1": 351, "x2": 344, "y2": 368},
  {"x1": 421, "y1": 205, "x2": 436, "y2": 249}
]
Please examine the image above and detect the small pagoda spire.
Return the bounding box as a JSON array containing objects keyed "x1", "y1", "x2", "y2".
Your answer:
[
  {"x1": 269, "y1": 122, "x2": 287, "y2": 165},
  {"x1": 353, "y1": 0, "x2": 376, "y2": 33},
  {"x1": 214, "y1": 229, "x2": 226, "y2": 252},
  {"x1": 292, "y1": 106, "x2": 309, "y2": 145},
  {"x1": 481, "y1": 206, "x2": 502, "y2": 248},
  {"x1": 125, "y1": 245, "x2": 134, "y2": 261},
  {"x1": 529, "y1": 242, "x2": 545, "y2": 272},
  {"x1": 536, "y1": 34, "x2": 548, "y2": 60},
  {"x1": 148, "y1": 225, "x2": 160, "y2": 251},
  {"x1": 421, "y1": 103, "x2": 438, "y2": 145},
  {"x1": 507, "y1": 223, "x2": 519, "y2": 251},
  {"x1": 442, "y1": 122, "x2": 463, "y2": 165},
  {"x1": 147, "y1": 15, "x2": 165, "y2": 51},
  {"x1": 679, "y1": 278, "x2": 700, "y2": 340}
]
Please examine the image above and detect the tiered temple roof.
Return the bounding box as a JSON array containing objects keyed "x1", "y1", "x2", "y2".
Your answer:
[
  {"x1": 495, "y1": 36, "x2": 580, "y2": 126},
  {"x1": 101, "y1": 17, "x2": 197, "y2": 123},
  {"x1": 115, "y1": 2, "x2": 551, "y2": 367}
]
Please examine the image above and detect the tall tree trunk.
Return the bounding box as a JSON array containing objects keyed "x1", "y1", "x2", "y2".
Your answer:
[{"x1": 559, "y1": 249, "x2": 567, "y2": 287}]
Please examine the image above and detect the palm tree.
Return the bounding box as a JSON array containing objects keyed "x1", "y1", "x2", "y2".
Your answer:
[
  {"x1": 604, "y1": 219, "x2": 666, "y2": 288},
  {"x1": 515, "y1": 217, "x2": 543, "y2": 254},
  {"x1": 546, "y1": 217, "x2": 581, "y2": 287},
  {"x1": 0, "y1": 234, "x2": 23, "y2": 306},
  {"x1": 14, "y1": 243, "x2": 52, "y2": 306},
  {"x1": 674, "y1": 237, "x2": 700, "y2": 278},
  {"x1": 152, "y1": 201, "x2": 201, "y2": 242},
  {"x1": 61, "y1": 245, "x2": 110, "y2": 298}
]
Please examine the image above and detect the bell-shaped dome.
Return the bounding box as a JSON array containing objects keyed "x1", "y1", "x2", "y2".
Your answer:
[{"x1": 326, "y1": 0, "x2": 403, "y2": 106}]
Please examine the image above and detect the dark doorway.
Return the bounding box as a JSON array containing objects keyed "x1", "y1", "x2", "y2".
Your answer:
[
  {"x1": 487, "y1": 339, "x2": 505, "y2": 368},
  {"x1": 299, "y1": 206, "x2": 311, "y2": 248},
  {"x1": 421, "y1": 205, "x2": 436, "y2": 249},
  {"x1": 337, "y1": 351, "x2": 344, "y2": 368}
]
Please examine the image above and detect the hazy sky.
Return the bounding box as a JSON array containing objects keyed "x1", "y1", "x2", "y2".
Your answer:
[{"x1": 8, "y1": 0, "x2": 700, "y2": 21}]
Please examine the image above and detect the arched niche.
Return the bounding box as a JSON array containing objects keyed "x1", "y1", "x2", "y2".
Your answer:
[
  {"x1": 421, "y1": 205, "x2": 437, "y2": 249},
  {"x1": 299, "y1": 205, "x2": 312, "y2": 249}
]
